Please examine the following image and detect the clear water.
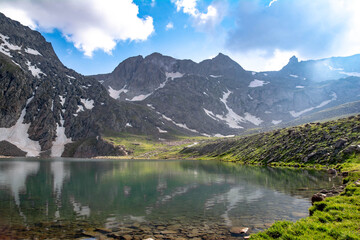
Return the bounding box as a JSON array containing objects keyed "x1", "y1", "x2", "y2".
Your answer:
[{"x1": 0, "y1": 158, "x2": 341, "y2": 238}]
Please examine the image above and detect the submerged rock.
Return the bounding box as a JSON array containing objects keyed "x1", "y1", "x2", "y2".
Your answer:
[{"x1": 230, "y1": 227, "x2": 249, "y2": 236}]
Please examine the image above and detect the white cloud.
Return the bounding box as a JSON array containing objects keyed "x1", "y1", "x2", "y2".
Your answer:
[
  {"x1": 227, "y1": 0, "x2": 360, "y2": 68},
  {"x1": 224, "y1": 49, "x2": 299, "y2": 72},
  {"x1": 0, "y1": 0, "x2": 154, "y2": 57},
  {"x1": 166, "y1": 22, "x2": 174, "y2": 31},
  {"x1": 172, "y1": 0, "x2": 222, "y2": 29},
  {"x1": 268, "y1": 0, "x2": 278, "y2": 7}
]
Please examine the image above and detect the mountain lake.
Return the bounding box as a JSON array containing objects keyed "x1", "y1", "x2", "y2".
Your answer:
[{"x1": 0, "y1": 158, "x2": 341, "y2": 239}]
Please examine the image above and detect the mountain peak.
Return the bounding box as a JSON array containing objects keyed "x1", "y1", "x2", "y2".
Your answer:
[
  {"x1": 213, "y1": 53, "x2": 231, "y2": 60},
  {"x1": 289, "y1": 55, "x2": 299, "y2": 64}
]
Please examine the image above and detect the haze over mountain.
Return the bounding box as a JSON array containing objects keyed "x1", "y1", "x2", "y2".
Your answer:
[
  {"x1": 93, "y1": 52, "x2": 360, "y2": 136},
  {"x1": 0, "y1": 12, "x2": 359, "y2": 157}
]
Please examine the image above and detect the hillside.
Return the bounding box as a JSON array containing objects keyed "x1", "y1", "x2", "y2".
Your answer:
[{"x1": 179, "y1": 115, "x2": 360, "y2": 166}]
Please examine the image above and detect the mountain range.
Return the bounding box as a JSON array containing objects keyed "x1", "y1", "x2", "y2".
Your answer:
[{"x1": 0, "y1": 12, "x2": 359, "y2": 157}]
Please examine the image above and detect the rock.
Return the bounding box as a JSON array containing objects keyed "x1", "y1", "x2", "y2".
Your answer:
[
  {"x1": 160, "y1": 230, "x2": 178, "y2": 234},
  {"x1": 334, "y1": 138, "x2": 348, "y2": 149},
  {"x1": 343, "y1": 145, "x2": 360, "y2": 154},
  {"x1": 95, "y1": 228, "x2": 112, "y2": 234},
  {"x1": 121, "y1": 235, "x2": 133, "y2": 240},
  {"x1": 320, "y1": 189, "x2": 329, "y2": 194},
  {"x1": 327, "y1": 169, "x2": 337, "y2": 174},
  {"x1": 311, "y1": 193, "x2": 326, "y2": 204},
  {"x1": 341, "y1": 172, "x2": 349, "y2": 177},
  {"x1": 230, "y1": 227, "x2": 249, "y2": 236},
  {"x1": 0, "y1": 141, "x2": 26, "y2": 156}
]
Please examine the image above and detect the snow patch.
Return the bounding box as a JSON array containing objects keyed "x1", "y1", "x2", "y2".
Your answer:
[
  {"x1": 209, "y1": 75, "x2": 222, "y2": 78},
  {"x1": 59, "y1": 96, "x2": 65, "y2": 106},
  {"x1": 339, "y1": 71, "x2": 360, "y2": 77},
  {"x1": 129, "y1": 93, "x2": 152, "y2": 101},
  {"x1": 161, "y1": 114, "x2": 199, "y2": 133},
  {"x1": 263, "y1": 73, "x2": 268, "y2": 76},
  {"x1": 244, "y1": 112, "x2": 263, "y2": 126},
  {"x1": 213, "y1": 90, "x2": 245, "y2": 129},
  {"x1": 272, "y1": 120, "x2": 282, "y2": 125},
  {"x1": 157, "y1": 127, "x2": 167, "y2": 133},
  {"x1": 11, "y1": 60, "x2": 21, "y2": 68},
  {"x1": 26, "y1": 60, "x2": 46, "y2": 78},
  {"x1": 290, "y1": 74, "x2": 299, "y2": 78},
  {"x1": 108, "y1": 86, "x2": 128, "y2": 99},
  {"x1": 76, "y1": 105, "x2": 84, "y2": 113},
  {"x1": 66, "y1": 75, "x2": 76, "y2": 79},
  {"x1": 290, "y1": 92, "x2": 337, "y2": 117},
  {"x1": 248, "y1": 94, "x2": 253, "y2": 100},
  {"x1": 0, "y1": 34, "x2": 21, "y2": 58},
  {"x1": 125, "y1": 123, "x2": 132, "y2": 127},
  {"x1": 251, "y1": 72, "x2": 256, "y2": 75},
  {"x1": 80, "y1": 98, "x2": 94, "y2": 110},
  {"x1": 296, "y1": 86, "x2": 305, "y2": 89},
  {"x1": 249, "y1": 79, "x2": 269, "y2": 88},
  {"x1": 213, "y1": 134, "x2": 235, "y2": 138},
  {"x1": 0, "y1": 107, "x2": 41, "y2": 157},
  {"x1": 24, "y1": 48, "x2": 41, "y2": 56},
  {"x1": 265, "y1": 111, "x2": 272, "y2": 114},
  {"x1": 186, "y1": 142, "x2": 199, "y2": 147},
  {"x1": 165, "y1": 72, "x2": 184, "y2": 80},
  {"x1": 51, "y1": 118, "x2": 72, "y2": 157},
  {"x1": 328, "y1": 65, "x2": 343, "y2": 71},
  {"x1": 147, "y1": 104, "x2": 155, "y2": 110},
  {"x1": 203, "y1": 108, "x2": 218, "y2": 121}
]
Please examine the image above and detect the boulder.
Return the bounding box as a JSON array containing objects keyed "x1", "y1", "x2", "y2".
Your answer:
[{"x1": 311, "y1": 193, "x2": 326, "y2": 204}]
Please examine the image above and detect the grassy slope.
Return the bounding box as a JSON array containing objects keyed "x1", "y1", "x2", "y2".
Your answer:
[{"x1": 179, "y1": 115, "x2": 360, "y2": 167}]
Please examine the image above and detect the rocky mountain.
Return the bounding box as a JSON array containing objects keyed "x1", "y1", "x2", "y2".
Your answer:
[
  {"x1": 1, "y1": 11, "x2": 359, "y2": 158},
  {"x1": 93, "y1": 53, "x2": 360, "y2": 137},
  {"x1": 0, "y1": 13, "x2": 189, "y2": 157}
]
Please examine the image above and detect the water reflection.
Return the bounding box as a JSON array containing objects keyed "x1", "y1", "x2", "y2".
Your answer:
[{"x1": 0, "y1": 158, "x2": 341, "y2": 231}]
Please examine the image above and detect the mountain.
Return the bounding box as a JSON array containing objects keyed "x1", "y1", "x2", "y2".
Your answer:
[
  {"x1": 280, "y1": 54, "x2": 360, "y2": 82},
  {"x1": 1, "y1": 11, "x2": 359, "y2": 158},
  {"x1": 92, "y1": 53, "x2": 360, "y2": 137},
  {"x1": 0, "y1": 13, "x2": 190, "y2": 157}
]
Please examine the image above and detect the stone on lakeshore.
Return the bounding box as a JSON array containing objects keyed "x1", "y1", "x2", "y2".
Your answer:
[
  {"x1": 160, "y1": 230, "x2": 178, "y2": 234},
  {"x1": 121, "y1": 235, "x2": 133, "y2": 240},
  {"x1": 95, "y1": 227, "x2": 112, "y2": 234},
  {"x1": 230, "y1": 227, "x2": 249, "y2": 236},
  {"x1": 311, "y1": 193, "x2": 326, "y2": 204},
  {"x1": 327, "y1": 169, "x2": 337, "y2": 174}
]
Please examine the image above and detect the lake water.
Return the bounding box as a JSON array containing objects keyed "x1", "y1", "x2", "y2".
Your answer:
[{"x1": 0, "y1": 158, "x2": 341, "y2": 239}]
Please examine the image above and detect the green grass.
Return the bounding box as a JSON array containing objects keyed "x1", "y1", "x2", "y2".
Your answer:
[
  {"x1": 101, "y1": 132, "x2": 210, "y2": 159},
  {"x1": 251, "y1": 167, "x2": 360, "y2": 240}
]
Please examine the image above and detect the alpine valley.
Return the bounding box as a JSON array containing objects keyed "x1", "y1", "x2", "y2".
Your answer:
[{"x1": 1, "y1": 12, "x2": 360, "y2": 158}]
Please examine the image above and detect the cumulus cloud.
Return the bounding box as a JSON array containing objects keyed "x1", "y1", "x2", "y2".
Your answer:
[
  {"x1": 172, "y1": 0, "x2": 224, "y2": 30},
  {"x1": 166, "y1": 22, "x2": 174, "y2": 31},
  {"x1": 0, "y1": 0, "x2": 154, "y2": 57},
  {"x1": 226, "y1": 0, "x2": 360, "y2": 63}
]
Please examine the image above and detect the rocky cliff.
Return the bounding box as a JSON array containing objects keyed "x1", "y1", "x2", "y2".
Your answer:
[{"x1": 0, "y1": 13, "x2": 187, "y2": 157}]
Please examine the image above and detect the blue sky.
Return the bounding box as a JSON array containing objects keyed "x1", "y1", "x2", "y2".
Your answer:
[{"x1": 1, "y1": 0, "x2": 360, "y2": 75}]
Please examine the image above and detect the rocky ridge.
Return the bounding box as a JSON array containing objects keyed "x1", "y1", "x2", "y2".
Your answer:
[{"x1": 93, "y1": 52, "x2": 360, "y2": 137}]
